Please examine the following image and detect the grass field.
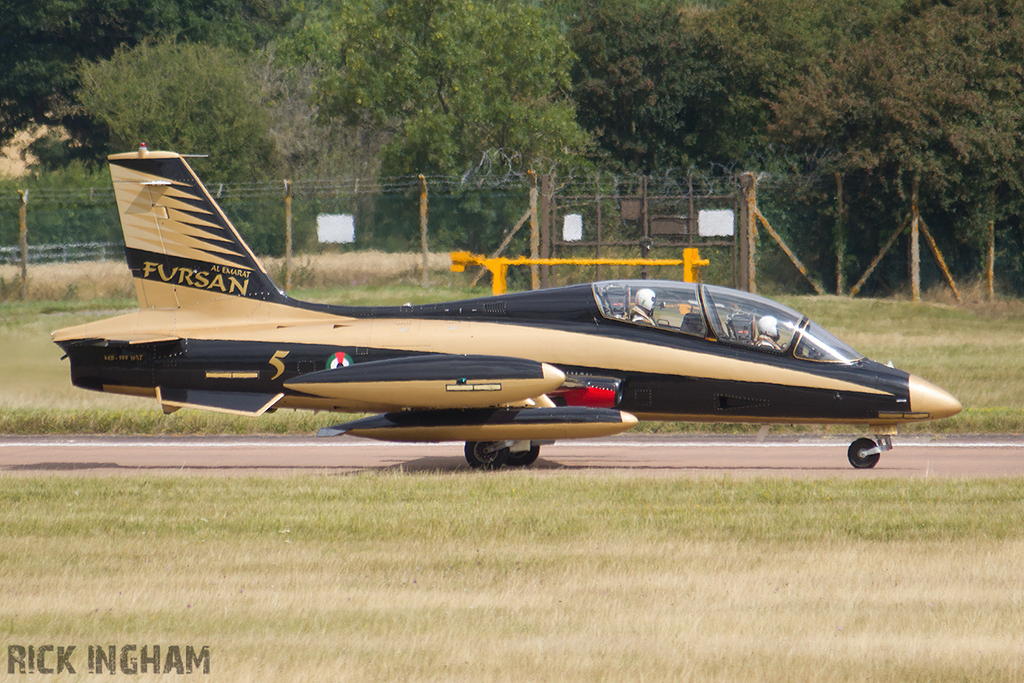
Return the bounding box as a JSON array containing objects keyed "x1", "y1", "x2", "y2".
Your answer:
[
  {"x1": 1, "y1": 257, "x2": 1021, "y2": 435},
  {"x1": 3, "y1": 473, "x2": 1023, "y2": 682},
  {"x1": 3, "y1": 259, "x2": 1023, "y2": 682}
]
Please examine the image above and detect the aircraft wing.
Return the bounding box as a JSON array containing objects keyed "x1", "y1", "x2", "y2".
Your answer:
[{"x1": 54, "y1": 334, "x2": 182, "y2": 347}]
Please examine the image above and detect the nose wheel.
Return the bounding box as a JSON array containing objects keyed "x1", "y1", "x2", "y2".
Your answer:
[{"x1": 847, "y1": 435, "x2": 892, "y2": 469}]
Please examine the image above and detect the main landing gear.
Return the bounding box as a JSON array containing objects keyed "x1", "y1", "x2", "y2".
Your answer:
[
  {"x1": 847, "y1": 435, "x2": 893, "y2": 469},
  {"x1": 464, "y1": 441, "x2": 541, "y2": 470}
]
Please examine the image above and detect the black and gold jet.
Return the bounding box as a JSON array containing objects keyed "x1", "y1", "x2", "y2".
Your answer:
[{"x1": 53, "y1": 147, "x2": 962, "y2": 469}]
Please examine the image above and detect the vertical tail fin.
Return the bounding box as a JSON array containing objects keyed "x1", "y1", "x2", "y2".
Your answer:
[{"x1": 109, "y1": 147, "x2": 286, "y2": 309}]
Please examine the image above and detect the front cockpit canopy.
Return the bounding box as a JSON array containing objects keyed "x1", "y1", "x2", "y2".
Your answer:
[{"x1": 592, "y1": 281, "x2": 863, "y2": 363}]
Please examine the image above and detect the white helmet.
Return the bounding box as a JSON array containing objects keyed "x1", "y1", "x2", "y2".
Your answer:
[
  {"x1": 636, "y1": 288, "x2": 656, "y2": 313},
  {"x1": 757, "y1": 315, "x2": 779, "y2": 339}
]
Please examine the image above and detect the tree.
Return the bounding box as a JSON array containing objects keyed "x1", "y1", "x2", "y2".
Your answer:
[
  {"x1": 77, "y1": 40, "x2": 280, "y2": 183},
  {"x1": 699, "y1": 0, "x2": 901, "y2": 166},
  {"x1": 567, "y1": 0, "x2": 899, "y2": 171},
  {"x1": 250, "y1": 52, "x2": 390, "y2": 182},
  {"x1": 569, "y1": 2, "x2": 727, "y2": 171},
  {"x1": 761, "y1": 0, "x2": 1024, "y2": 294},
  {"x1": 0, "y1": 0, "x2": 295, "y2": 167},
  {"x1": 288, "y1": 0, "x2": 591, "y2": 176},
  {"x1": 770, "y1": 0, "x2": 1024, "y2": 231}
]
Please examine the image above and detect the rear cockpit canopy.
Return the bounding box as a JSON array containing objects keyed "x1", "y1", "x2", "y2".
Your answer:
[{"x1": 592, "y1": 281, "x2": 863, "y2": 364}]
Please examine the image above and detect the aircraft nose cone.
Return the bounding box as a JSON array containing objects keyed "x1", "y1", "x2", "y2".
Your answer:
[{"x1": 908, "y1": 375, "x2": 962, "y2": 419}]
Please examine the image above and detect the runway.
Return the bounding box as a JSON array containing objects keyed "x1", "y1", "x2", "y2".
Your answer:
[{"x1": 1, "y1": 434, "x2": 1022, "y2": 477}]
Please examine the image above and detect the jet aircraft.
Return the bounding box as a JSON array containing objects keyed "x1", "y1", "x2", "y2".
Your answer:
[{"x1": 53, "y1": 148, "x2": 962, "y2": 469}]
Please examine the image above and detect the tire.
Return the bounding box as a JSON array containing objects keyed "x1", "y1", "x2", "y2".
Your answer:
[
  {"x1": 505, "y1": 444, "x2": 540, "y2": 468},
  {"x1": 848, "y1": 437, "x2": 881, "y2": 469},
  {"x1": 464, "y1": 441, "x2": 509, "y2": 470}
]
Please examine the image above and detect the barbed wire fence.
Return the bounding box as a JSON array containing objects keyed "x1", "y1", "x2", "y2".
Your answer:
[{"x1": 1, "y1": 164, "x2": 1016, "y2": 301}]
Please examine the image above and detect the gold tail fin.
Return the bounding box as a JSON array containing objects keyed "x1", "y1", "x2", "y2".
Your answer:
[{"x1": 108, "y1": 145, "x2": 285, "y2": 310}]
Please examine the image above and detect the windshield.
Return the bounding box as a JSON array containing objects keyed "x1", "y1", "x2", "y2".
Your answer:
[
  {"x1": 793, "y1": 321, "x2": 863, "y2": 363},
  {"x1": 592, "y1": 281, "x2": 864, "y2": 363}
]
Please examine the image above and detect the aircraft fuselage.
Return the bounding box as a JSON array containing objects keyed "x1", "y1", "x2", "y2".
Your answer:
[{"x1": 60, "y1": 284, "x2": 935, "y2": 427}]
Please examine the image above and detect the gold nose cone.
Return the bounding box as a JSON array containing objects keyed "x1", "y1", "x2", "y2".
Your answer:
[{"x1": 908, "y1": 375, "x2": 962, "y2": 419}]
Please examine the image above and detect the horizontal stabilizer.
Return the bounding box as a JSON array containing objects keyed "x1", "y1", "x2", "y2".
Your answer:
[
  {"x1": 318, "y1": 406, "x2": 637, "y2": 442},
  {"x1": 286, "y1": 354, "x2": 565, "y2": 410},
  {"x1": 157, "y1": 387, "x2": 283, "y2": 416},
  {"x1": 55, "y1": 334, "x2": 182, "y2": 347}
]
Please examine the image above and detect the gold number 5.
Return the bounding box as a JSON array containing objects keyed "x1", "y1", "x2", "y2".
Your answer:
[{"x1": 269, "y1": 350, "x2": 290, "y2": 380}]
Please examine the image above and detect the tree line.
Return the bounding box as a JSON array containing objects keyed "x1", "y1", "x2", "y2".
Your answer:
[{"x1": 3, "y1": 0, "x2": 1023, "y2": 294}]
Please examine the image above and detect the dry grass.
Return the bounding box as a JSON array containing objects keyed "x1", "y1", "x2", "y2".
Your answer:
[
  {"x1": 0, "y1": 252, "x2": 457, "y2": 302},
  {"x1": 264, "y1": 250, "x2": 453, "y2": 289},
  {"x1": 3, "y1": 473, "x2": 1023, "y2": 682},
  {"x1": 0, "y1": 260, "x2": 135, "y2": 301}
]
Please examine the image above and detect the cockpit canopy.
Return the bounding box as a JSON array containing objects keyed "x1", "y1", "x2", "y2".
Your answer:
[{"x1": 592, "y1": 281, "x2": 863, "y2": 363}]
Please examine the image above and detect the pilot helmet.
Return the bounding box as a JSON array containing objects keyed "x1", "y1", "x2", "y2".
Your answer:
[
  {"x1": 757, "y1": 315, "x2": 779, "y2": 339},
  {"x1": 636, "y1": 288, "x2": 656, "y2": 312}
]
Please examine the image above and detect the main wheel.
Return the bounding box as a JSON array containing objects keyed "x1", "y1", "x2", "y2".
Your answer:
[
  {"x1": 848, "y1": 438, "x2": 881, "y2": 469},
  {"x1": 465, "y1": 441, "x2": 509, "y2": 470},
  {"x1": 505, "y1": 444, "x2": 540, "y2": 468}
]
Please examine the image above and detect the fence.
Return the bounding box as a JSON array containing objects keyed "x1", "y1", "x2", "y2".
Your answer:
[
  {"x1": 0, "y1": 241, "x2": 122, "y2": 265},
  {"x1": 540, "y1": 172, "x2": 739, "y2": 289},
  {"x1": 3, "y1": 168, "x2": 1022, "y2": 300}
]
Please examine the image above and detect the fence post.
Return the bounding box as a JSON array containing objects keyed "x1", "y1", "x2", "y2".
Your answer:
[
  {"x1": 594, "y1": 174, "x2": 603, "y2": 281},
  {"x1": 917, "y1": 216, "x2": 961, "y2": 303},
  {"x1": 540, "y1": 173, "x2": 551, "y2": 289},
  {"x1": 639, "y1": 176, "x2": 650, "y2": 280},
  {"x1": 737, "y1": 176, "x2": 748, "y2": 291},
  {"x1": 741, "y1": 173, "x2": 757, "y2": 294},
  {"x1": 910, "y1": 174, "x2": 921, "y2": 302},
  {"x1": 419, "y1": 175, "x2": 429, "y2": 286},
  {"x1": 284, "y1": 180, "x2": 293, "y2": 293},
  {"x1": 18, "y1": 189, "x2": 28, "y2": 301},
  {"x1": 835, "y1": 172, "x2": 846, "y2": 295},
  {"x1": 986, "y1": 219, "x2": 995, "y2": 301},
  {"x1": 528, "y1": 171, "x2": 539, "y2": 290}
]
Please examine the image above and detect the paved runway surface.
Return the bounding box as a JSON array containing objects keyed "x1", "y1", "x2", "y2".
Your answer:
[{"x1": 1, "y1": 435, "x2": 1022, "y2": 478}]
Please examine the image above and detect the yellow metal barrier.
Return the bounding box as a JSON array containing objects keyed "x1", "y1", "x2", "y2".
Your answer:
[{"x1": 450, "y1": 249, "x2": 709, "y2": 295}]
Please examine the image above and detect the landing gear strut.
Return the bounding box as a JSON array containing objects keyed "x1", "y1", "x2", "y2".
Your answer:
[
  {"x1": 464, "y1": 441, "x2": 541, "y2": 470},
  {"x1": 847, "y1": 435, "x2": 892, "y2": 469}
]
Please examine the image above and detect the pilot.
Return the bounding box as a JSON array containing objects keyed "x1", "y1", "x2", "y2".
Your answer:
[
  {"x1": 631, "y1": 288, "x2": 656, "y2": 325},
  {"x1": 755, "y1": 315, "x2": 782, "y2": 350}
]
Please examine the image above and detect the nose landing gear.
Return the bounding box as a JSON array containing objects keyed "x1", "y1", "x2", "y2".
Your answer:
[{"x1": 847, "y1": 434, "x2": 893, "y2": 469}]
